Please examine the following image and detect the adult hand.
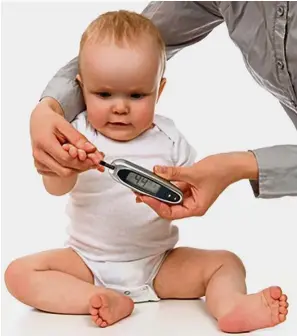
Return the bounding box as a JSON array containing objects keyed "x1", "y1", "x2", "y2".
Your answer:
[
  {"x1": 137, "y1": 152, "x2": 258, "y2": 219},
  {"x1": 30, "y1": 97, "x2": 104, "y2": 177}
]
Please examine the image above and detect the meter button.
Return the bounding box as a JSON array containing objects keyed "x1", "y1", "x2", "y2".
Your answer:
[{"x1": 166, "y1": 192, "x2": 173, "y2": 199}]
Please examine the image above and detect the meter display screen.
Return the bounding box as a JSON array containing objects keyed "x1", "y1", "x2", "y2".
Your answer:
[{"x1": 126, "y1": 172, "x2": 161, "y2": 194}]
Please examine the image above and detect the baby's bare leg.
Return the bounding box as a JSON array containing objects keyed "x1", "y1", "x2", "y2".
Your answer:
[
  {"x1": 154, "y1": 247, "x2": 288, "y2": 333},
  {"x1": 5, "y1": 248, "x2": 97, "y2": 314},
  {"x1": 5, "y1": 248, "x2": 134, "y2": 327}
]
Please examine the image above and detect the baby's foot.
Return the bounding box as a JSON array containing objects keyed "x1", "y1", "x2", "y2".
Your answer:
[
  {"x1": 89, "y1": 289, "x2": 134, "y2": 328},
  {"x1": 218, "y1": 286, "x2": 288, "y2": 333}
]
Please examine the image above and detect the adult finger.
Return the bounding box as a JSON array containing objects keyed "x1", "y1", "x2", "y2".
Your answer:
[
  {"x1": 39, "y1": 135, "x2": 94, "y2": 171},
  {"x1": 88, "y1": 152, "x2": 105, "y2": 172},
  {"x1": 153, "y1": 165, "x2": 192, "y2": 184},
  {"x1": 37, "y1": 170, "x2": 59, "y2": 177},
  {"x1": 140, "y1": 195, "x2": 193, "y2": 220},
  {"x1": 57, "y1": 121, "x2": 97, "y2": 153},
  {"x1": 34, "y1": 149, "x2": 78, "y2": 177}
]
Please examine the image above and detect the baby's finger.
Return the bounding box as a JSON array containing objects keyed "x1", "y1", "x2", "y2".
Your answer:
[
  {"x1": 62, "y1": 143, "x2": 77, "y2": 159},
  {"x1": 88, "y1": 151, "x2": 105, "y2": 164},
  {"x1": 69, "y1": 145, "x2": 78, "y2": 158},
  {"x1": 62, "y1": 143, "x2": 70, "y2": 151},
  {"x1": 78, "y1": 149, "x2": 87, "y2": 161},
  {"x1": 88, "y1": 151, "x2": 105, "y2": 172}
]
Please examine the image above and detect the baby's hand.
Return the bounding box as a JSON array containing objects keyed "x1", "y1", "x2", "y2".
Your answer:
[
  {"x1": 62, "y1": 143, "x2": 87, "y2": 161},
  {"x1": 62, "y1": 143, "x2": 105, "y2": 172}
]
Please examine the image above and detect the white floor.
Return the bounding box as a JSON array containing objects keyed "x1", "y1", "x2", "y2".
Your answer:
[
  {"x1": 2, "y1": 186, "x2": 297, "y2": 336},
  {"x1": 2, "y1": 283, "x2": 296, "y2": 336}
]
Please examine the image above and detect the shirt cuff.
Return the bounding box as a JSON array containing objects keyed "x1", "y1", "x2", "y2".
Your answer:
[
  {"x1": 40, "y1": 77, "x2": 85, "y2": 122},
  {"x1": 249, "y1": 145, "x2": 297, "y2": 198}
]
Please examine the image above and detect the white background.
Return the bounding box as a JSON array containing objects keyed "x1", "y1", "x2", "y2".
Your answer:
[{"x1": 2, "y1": 2, "x2": 297, "y2": 335}]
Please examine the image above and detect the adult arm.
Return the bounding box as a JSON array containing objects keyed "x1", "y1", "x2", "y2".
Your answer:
[
  {"x1": 249, "y1": 104, "x2": 297, "y2": 197},
  {"x1": 40, "y1": 2, "x2": 224, "y2": 120}
]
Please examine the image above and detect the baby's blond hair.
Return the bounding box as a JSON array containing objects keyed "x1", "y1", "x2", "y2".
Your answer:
[{"x1": 78, "y1": 10, "x2": 166, "y2": 76}]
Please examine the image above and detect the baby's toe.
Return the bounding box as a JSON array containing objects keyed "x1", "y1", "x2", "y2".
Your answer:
[
  {"x1": 89, "y1": 307, "x2": 98, "y2": 316},
  {"x1": 101, "y1": 320, "x2": 108, "y2": 328},
  {"x1": 280, "y1": 300, "x2": 289, "y2": 308},
  {"x1": 90, "y1": 294, "x2": 102, "y2": 308},
  {"x1": 95, "y1": 316, "x2": 103, "y2": 326},
  {"x1": 270, "y1": 286, "x2": 282, "y2": 300},
  {"x1": 279, "y1": 306, "x2": 288, "y2": 315}
]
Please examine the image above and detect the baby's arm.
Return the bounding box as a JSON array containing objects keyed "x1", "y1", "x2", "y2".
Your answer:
[
  {"x1": 43, "y1": 174, "x2": 77, "y2": 196},
  {"x1": 42, "y1": 144, "x2": 86, "y2": 196}
]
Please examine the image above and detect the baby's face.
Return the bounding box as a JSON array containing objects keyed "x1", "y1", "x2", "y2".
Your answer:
[{"x1": 78, "y1": 38, "x2": 165, "y2": 141}]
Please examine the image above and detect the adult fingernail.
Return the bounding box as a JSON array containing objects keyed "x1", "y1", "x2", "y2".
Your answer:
[
  {"x1": 84, "y1": 142, "x2": 95, "y2": 150},
  {"x1": 155, "y1": 166, "x2": 166, "y2": 174}
]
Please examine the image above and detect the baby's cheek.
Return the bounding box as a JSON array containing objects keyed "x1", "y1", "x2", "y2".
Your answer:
[
  {"x1": 134, "y1": 106, "x2": 154, "y2": 129},
  {"x1": 87, "y1": 107, "x2": 108, "y2": 130}
]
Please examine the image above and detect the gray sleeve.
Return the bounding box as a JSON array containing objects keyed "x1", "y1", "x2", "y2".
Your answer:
[
  {"x1": 40, "y1": 57, "x2": 84, "y2": 122},
  {"x1": 250, "y1": 104, "x2": 297, "y2": 198},
  {"x1": 142, "y1": 1, "x2": 224, "y2": 59}
]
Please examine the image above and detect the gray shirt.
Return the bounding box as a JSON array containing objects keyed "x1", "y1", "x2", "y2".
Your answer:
[{"x1": 41, "y1": 1, "x2": 297, "y2": 198}]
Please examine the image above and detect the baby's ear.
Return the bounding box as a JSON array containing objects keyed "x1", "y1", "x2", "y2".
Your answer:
[
  {"x1": 76, "y1": 74, "x2": 84, "y2": 88},
  {"x1": 157, "y1": 77, "x2": 167, "y2": 101}
]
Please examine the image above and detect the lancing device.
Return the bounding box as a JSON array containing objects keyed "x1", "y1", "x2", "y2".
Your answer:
[{"x1": 99, "y1": 159, "x2": 183, "y2": 205}]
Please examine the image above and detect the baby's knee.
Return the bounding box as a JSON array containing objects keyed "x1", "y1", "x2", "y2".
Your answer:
[
  {"x1": 5, "y1": 258, "x2": 31, "y2": 297},
  {"x1": 218, "y1": 250, "x2": 246, "y2": 275}
]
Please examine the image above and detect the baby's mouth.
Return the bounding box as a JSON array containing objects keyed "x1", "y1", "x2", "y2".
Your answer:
[{"x1": 107, "y1": 122, "x2": 131, "y2": 128}]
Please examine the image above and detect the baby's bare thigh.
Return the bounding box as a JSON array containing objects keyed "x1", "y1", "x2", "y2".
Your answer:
[
  {"x1": 154, "y1": 247, "x2": 235, "y2": 299},
  {"x1": 7, "y1": 248, "x2": 93, "y2": 283}
]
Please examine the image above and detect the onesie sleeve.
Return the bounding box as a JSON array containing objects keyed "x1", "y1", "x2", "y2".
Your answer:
[
  {"x1": 172, "y1": 129, "x2": 197, "y2": 167},
  {"x1": 71, "y1": 111, "x2": 87, "y2": 132},
  {"x1": 70, "y1": 111, "x2": 97, "y2": 142},
  {"x1": 154, "y1": 114, "x2": 197, "y2": 167}
]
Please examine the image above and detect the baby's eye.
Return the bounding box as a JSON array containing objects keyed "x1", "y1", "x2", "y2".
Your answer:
[
  {"x1": 97, "y1": 92, "x2": 111, "y2": 98},
  {"x1": 130, "y1": 93, "x2": 145, "y2": 99}
]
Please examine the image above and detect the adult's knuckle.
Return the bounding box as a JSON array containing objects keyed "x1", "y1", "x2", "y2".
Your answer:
[
  {"x1": 170, "y1": 167, "x2": 180, "y2": 179},
  {"x1": 32, "y1": 148, "x2": 41, "y2": 160},
  {"x1": 60, "y1": 152, "x2": 72, "y2": 164},
  {"x1": 197, "y1": 207, "x2": 207, "y2": 216},
  {"x1": 36, "y1": 169, "x2": 44, "y2": 175}
]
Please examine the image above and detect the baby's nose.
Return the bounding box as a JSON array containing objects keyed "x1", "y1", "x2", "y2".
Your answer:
[{"x1": 112, "y1": 99, "x2": 129, "y2": 114}]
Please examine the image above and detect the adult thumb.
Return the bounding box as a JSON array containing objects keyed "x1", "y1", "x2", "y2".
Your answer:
[
  {"x1": 153, "y1": 165, "x2": 191, "y2": 183},
  {"x1": 58, "y1": 119, "x2": 96, "y2": 152}
]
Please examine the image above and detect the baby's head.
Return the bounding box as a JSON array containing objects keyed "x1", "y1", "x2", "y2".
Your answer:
[{"x1": 77, "y1": 10, "x2": 166, "y2": 141}]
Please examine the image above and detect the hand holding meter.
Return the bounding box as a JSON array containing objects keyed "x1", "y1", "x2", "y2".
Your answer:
[{"x1": 99, "y1": 159, "x2": 183, "y2": 205}]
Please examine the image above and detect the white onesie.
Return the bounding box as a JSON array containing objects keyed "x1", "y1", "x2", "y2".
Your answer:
[{"x1": 65, "y1": 111, "x2": 196, "y2": 302}]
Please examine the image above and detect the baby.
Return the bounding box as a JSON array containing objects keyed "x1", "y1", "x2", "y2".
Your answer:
[{"x1": 5, "y1": 10, "x2": 288, "y2": 332}]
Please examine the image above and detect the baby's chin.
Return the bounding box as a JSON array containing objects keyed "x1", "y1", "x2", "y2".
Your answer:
[{"x1": 98, "y1": 125, "x2": 153, "y2": 142}]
